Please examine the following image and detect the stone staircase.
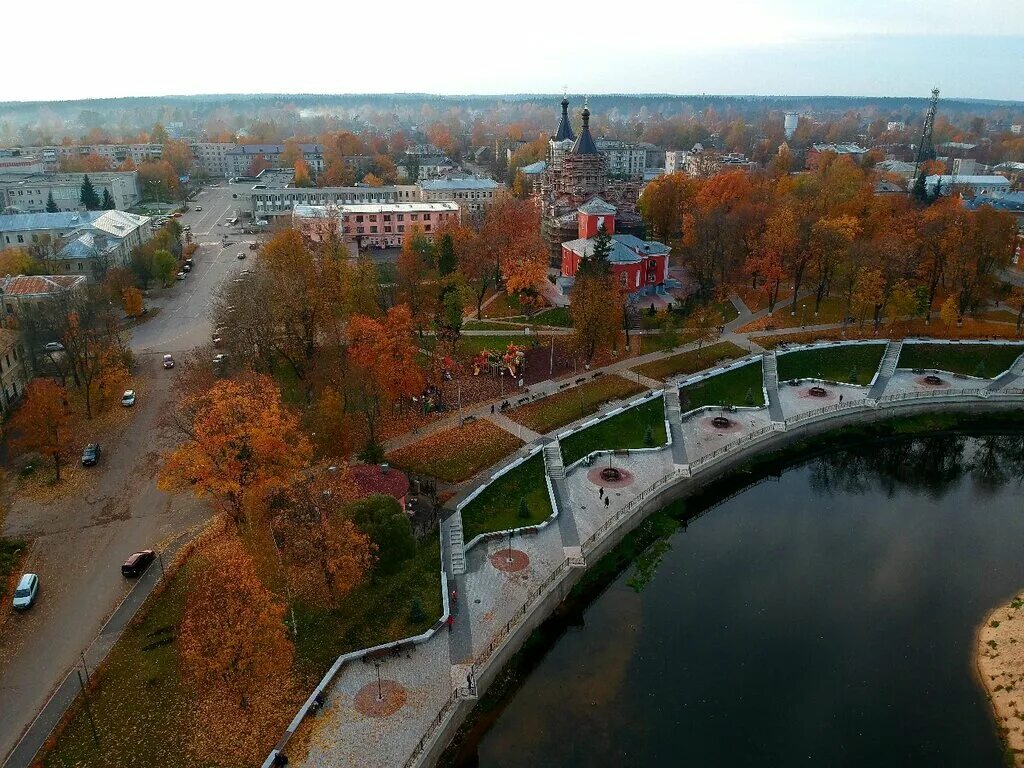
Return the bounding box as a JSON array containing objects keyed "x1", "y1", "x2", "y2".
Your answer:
[
  {"x1": 878, "y1": 340, "x2": 903, "y2": 379},
  {"x1": 762, "y1": 350, "x2": 779, "y2": 388},
  {"x1": 663, "y1": 388, "x2": 688, "y2": 465},
  {"x1": 448, "y1": 517, "x2": 466, "y2": 575},
  {"x1": 543, "y1": 443, "x2": 565, "y2": 479}
]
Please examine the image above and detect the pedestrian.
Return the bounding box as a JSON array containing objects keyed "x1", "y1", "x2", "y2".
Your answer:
[
  {"x1": 452, "y1": 587, "x2": 458, "y2": 603},
  {"x1": 599, "y1": 487, "x2": 604, "y2": 499},
  {"x1": 604, "y1": 496, "x2": 610, "y2": 508},
  {"x1": 447, "y1": 615, "x2": 455, "y2": 632},
  {"x1": 491, "y1": 403, "x2": 495, "y2": 414},
  {"x1": 839, "y1": 394, "x2": 843, "y2": 403}
]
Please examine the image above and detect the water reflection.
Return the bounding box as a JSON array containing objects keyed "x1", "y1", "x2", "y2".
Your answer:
[{"x1": 452, "y1": 435, "x2": 1024, "y2": 768}]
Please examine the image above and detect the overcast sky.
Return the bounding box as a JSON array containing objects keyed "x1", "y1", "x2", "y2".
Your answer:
[{"x1": 4, "y1": 0, "x2": 1022, "y2": 102}]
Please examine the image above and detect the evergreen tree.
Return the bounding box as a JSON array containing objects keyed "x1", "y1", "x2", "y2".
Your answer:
[
  {"x1": 911, "y1": 172, "x2": 928, "y2": 204},
  {"x1": 409, "y1": 597, "x2": 425, "y2": 623},
  {"x1": 518, "y1": 498, "x2": 530, "y2": 519},
  {"x1": 437, "y1": 233, "x2": 456, "y2": 276},
  {"x1": 643, "y1": 424, "x2": 655, "y2": 447},
  {"x1": 578, "y1": 222, "x2": 613, "y2": 277},
  {"x1": 101, "y1": 189, "x2": 115, "y2": 210},
  {"x1": 45, "y1": 191, "x2": 59, "y2": 213},
  {"x1": 80, "y1": 175, "x2": 101, "y2": 210}
]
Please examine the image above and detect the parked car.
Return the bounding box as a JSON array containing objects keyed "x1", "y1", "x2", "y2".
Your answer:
[
  {"x1": 81, "y1": 443, "x2": 101, "y2": 466},
  {"x1": 184, "y1": 257, "x2": 194, "y2": 266},
  {"x1": 43, "y1": 341, "x2": 65, "y2": 353},
  {"x1": 171, "y1": 212, "x2": 182, "y2": 218},
  {"x1": 248, "y1": 242, "x2": 258, "y2": 250},
  {"x1": 237, "y1": 252, "x2": 247, "y2": 260},
  {"x1": 194, "y1": 206, "x2": 203, "y2": 211},
  {"x1": 255, "y1": 219, "x2": 268, "y2": 227},
  {"x1": 121, "y1": 389, "x2": 136, "y2": 407},
  {"x1": 213, "y1": 353, "x2": 228, "y2": 365},
  {"x1": 176, "y1": 271, "x2": 186, "y2": 281},
  {"x1": 163, "y1": 354, "x2": 175, "y2": 369},
  {"x1": 211, "y1": 334, "x2": 223, "y2": 346},
  {"x1": 121, "y1": 550, "x2": 156, "y2": 578},
  {"x1": 12, "y1": 573, "x2": 39, "y2": 611},
  {"x1": 182, "y1": 263, "x2": 192, "y2": 273}
]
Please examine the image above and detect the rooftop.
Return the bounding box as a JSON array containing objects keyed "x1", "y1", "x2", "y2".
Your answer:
[
  {"x1": 578, "y1": 197, "x2": 617, "y2": 215},
  {"x1": 0, "y1": 211, "x2": 103, "y2": 232},
  {"x1": 0, "y1": 274, "x2": 86, "y2": 296},
  {"x1": 811, "y1": 143, "x2": 869, "y2": 155},
  {"x1": 420, "y1": 177, "x2": 501, "y2": 191},
  {"x1": 519, "y1": 160, "x2": 547, "y2": 175},
  {"x1": 925, "y1": 174, "x2": 1010, "y2": 185},
  {"x1": 293, "y1": 202, "x2": 460, "y2": 217},
  {"x1": 563, "y1": 233, "x2": 670, "y2": 264},
  {"x1": 226, "y1": 143, "x2": 323, "y2": 155}
]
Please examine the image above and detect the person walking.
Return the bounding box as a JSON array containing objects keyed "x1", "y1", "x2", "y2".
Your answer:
[
  {"x1": 839, "y1": 394, "x2": 843, "y2": 403},
  {"x1": 599, "y1": 487, "x2": 604, "y2": 499},
  {"x1": 604, "y1": 496, "x2": 610, "y2": 508}
]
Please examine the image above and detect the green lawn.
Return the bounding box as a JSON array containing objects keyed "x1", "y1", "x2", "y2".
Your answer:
[
  {"x1": 462, "y1": 320, "x2": 526, "y2": 331},
  {"x1": 509, "y1": 375, "x2": 646, "y2": 434},
  {"x1": 634, "y1": 341, "x2": 747, "y2": 381},
  {"x1": 776, "y1": 344, "x2": 885, "y2": 386},
  {"x1": 528, "y1": 307, "x2": 572, "y2": 327},
  {"x1": 460, "y1": 454, "x2": 552, "y2": 541},
  {"x1": 896, "y1": 343, "x2": 1024, "y2": 378},
  {"x1": 680, "y1": 362, "x2": 765, "y2": 410},
  {"x1": 293, "y1": 535, "x2": 442, "y2": 678},
  {"x1": 560, "y1": 396, "x2": 667, "y2": 466}
]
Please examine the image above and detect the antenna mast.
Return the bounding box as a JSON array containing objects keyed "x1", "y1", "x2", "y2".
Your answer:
[{"x1": 913, "y1": 87, "x2": 940, "y2": 180}]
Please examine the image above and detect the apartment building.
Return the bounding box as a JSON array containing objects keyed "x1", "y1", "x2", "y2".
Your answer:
[
  {"x1": 595, "y1": 139, "x2": 647, "y2": 178},
  {"x1": 0, "y1": 171, "x2": 140, "y2": 213},
  {"x1": 418, "y1": 177, "x2": 506, "y2": 211},
  {"x1": 0, "y1": 327, "x2": 28, "y2": 418},
  {"x1": 292, "y1": 202, "x2": 460, "y2": 248},
  {"x1": 225, "y1": 144, "x2": 325, "y2": 177}
]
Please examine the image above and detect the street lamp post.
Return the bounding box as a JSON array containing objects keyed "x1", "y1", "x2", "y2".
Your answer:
[
  {"x1": 507, "y1": 530, "x2": 514, "y2": 563},
  {"x1": 375, "y1": 662, "x2": 383, "y2": 701},
  {"x1": 500, "y1": 368, "x2": 505, "y2": 397}
]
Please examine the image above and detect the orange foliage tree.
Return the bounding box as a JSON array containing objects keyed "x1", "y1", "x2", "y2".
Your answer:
[
  {"x1": 346, "y1": 305, "x2": 425, "y2": 454},
  {"x1": 9, "y1": 379, "x2": 76, "y2": 481},
  {"x1": 179, "y1": 533, "x2": 296, "y2": 765},
  {"x1": 121, "y1": 286, "x2": 144, "y2": 317},
  {"x1": 160, "y1": 374, "x2": 312, "y2": 526}
]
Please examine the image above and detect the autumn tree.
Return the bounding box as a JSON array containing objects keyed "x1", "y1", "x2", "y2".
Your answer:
[
  {"x1": 121, "y1": 286, "x2": 144, "y2": 317},
  {"x1": 160, "y1": 374, "x2": 312, "y2": 526},
  {"x1": 809, "y1": 215, "x2": 859, "y2": 315},
  {"x1": 397, "y1": 227, "x2": 437, "y2": 334},
  {"x1": 8, "y1": 379, "x2": 76, "y2": 482},
  {"x1": 179, "y1": 533, "x2": 296, "y2": 766},
  {"x1": 346, "y1": 305, "x2": 425, "y2": 455},
  {"x1": 293, "y1": 157, "x2": 313, "y2": 187},
  {"x1": 638, "y1": 171, "x2": 695, "y2": 240},
  {"x1": 349, "y1": 494, "x2": 415, "y2": 574},
  {"x1": 456, "y1": 226, "x2": 498, "y2": 319},
  {"x1": 272, "y1": 467, "x2": 375, "y2": 606},
  {"x1": 570, "y1": 234, "x2": 622, "y2": 365}
]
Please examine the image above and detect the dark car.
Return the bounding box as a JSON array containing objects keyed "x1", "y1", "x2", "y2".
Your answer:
[
  {"x1": 81, "y1": 443, "x2": 101, "y2": 466},
  {"x1": 121, "y1": 550, "x2": 156, "y2": 578}
]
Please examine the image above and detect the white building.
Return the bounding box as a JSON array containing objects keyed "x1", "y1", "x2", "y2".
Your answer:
[
  {"x1": 0, "y1": 172, "x2": 140, "y2": 213},
  {"x1": 595, "y1": 139, "x2": 647, "y2": 177},
  {"x1": 784, "y1": 112, "x2": 799, "y2": 140},
  {"x1": 925, "y1": 174, "x2": 1011, "y2": 198},
  {"x1": 886, "y1": 121, "x2": 907, "y2": 132},
  {"x1": 418, "y1": 177, "x2": 506, "y2": 212},
  {"x1": 55, "y1": 210, "x2": 153, "y2": 277}
]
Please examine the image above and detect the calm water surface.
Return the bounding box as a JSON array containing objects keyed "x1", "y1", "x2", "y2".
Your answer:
[{"x1": 454, "y1": 435, "x2": 1024, "y2": 767}]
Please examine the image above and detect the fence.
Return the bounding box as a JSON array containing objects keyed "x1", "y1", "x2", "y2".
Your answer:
[{"x1": 401, "y1": 690, "x2": 458, "y2": 768}]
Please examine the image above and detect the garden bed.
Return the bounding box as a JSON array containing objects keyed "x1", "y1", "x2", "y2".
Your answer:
[
  {"x1": 560, "y1": 396, "x2": 667, "y2": 466},
  {"x1": 460, "y1": 454, "x2": 552, "y2": 541},
  {"x1": 509, "y1": 375, "x2": 645, "y2": 434},
  {"x1": 680, "y1": 363, "x2": 765, "y2": 410},
  {"x1": 387, "y1": 420, "x2": 523, "y2": 483},
  {"x1": 633, "y1": 341, "x2": 747, "y2": 381},
  {"x1": 896, "y1": 343, "x2": 1024, "y2": 378},
  {"x1": 776, "y1": 344, "x2": 885, "y2": 386}
]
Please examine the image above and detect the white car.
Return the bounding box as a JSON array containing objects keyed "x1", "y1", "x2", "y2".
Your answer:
[
  {"x1": 121, "y1": 389, "x2": 136, "y2": 407},
  {"x1": 163, "y1": 354, "x2": 175, "y2": 369},
  {"x1": 176, "y1": 271, "x2": 186, "y2": 281},
  {"x1": 213, "y1": 353, "x2": 228, "y2": 365},
  {"x1": 12, "y1": 573, "x2": 39, "y2": 611}
]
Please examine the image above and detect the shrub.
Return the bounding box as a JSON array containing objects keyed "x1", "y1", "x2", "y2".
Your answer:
[
  {"x1": 518, "y1": 498, "x2": 530, "y2": 519},
  {"x1": 409, "y1": 597, "x2": 425, "y2": 623},
  {"x1": 350, "y1": 495, "x2": 415, "y2": 574}
]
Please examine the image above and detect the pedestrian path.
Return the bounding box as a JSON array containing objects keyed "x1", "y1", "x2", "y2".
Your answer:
[{"x1": 485, "y1": 411, "x2": 541, "y2": 442}]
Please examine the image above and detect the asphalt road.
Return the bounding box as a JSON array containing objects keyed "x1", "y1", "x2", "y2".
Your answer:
[{"x1": 0, "y1": 184, "x2": 252, "y2": 766}]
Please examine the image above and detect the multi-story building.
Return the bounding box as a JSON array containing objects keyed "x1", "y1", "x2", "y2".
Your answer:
[
  {"x1": 0, "y1": 327, "x2": 28, "y2": 417},
  {"x1": 0, "y1": 171, "x2": 140, "y2": 213},
  {"x1": 418, "y1": 177, "x2": 506, "y2": 212},
  {"x1": 0, "y1": 274, "x2": 86, "y2": 327},
  {"x1": 595, "y1": 139, "x2": 647, "y2": 178},
  {"x1": 238, "y1": 170, "x2": 419, "y2": 218},
  {"x1": 1, "y1": 210, "x2": 106, "y2": 248},
  {"x1": 225, "y1": 144, "x2": 325, "y2": 177},
  {"x1": 925, "y1": 175, "x2": 1011, "y2": 198},
  {"x1": 0, "y1": 151, "x2": 45, "y2": 175},
  {"x1": 887, "y1": 121, "x2": 907, "y2": 132},
  {"x1": 559, "y1": 198, "x2": 670, "y2": 298},
  {"x1": 189, "y1": 142, "x2": 237, "y2": 177},
  {"x1": 9, "y1": 143, "x2": 163, "y2": 171},
  {"x1": 56, "y1": 210, "x2": 153, "y2": 277},
  {"x1": 292, "y1": 202, "x2": 460, "y2": 249}
]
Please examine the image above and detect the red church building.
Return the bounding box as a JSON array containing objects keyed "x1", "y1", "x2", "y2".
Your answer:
[{"x1": 560, "y1": 197, "x2": 671, "y2": 295}]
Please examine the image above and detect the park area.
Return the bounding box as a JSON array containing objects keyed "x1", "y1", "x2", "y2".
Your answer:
[
  {"x1": 387, "y1": 420, "x2": 523, "y2": 483},
  {"x1": 679, "y1": 361, "x2": 765, "y2": 411},
  {"x1": 508, "y1": 375, "x2": 645, "y2": 434},
  {"x1": 560, "y1": 395, "x2": 667, "y2": 466},
  {"x1": 633, "y1": 341, "x2": 747, "y2": 381},
  {"x1": 776, "y1": 343, "x2": 885, "y2": 386},
  {"x1": 459, "y1": 454, "x2": 552, "y2": 541},
  {"x1": 896, "y1": 343, "x2": 1024, "y2": 378}
]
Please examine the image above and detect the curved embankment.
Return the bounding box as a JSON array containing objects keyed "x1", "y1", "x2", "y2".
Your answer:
[
  {"x1": 978, "y1": 594, "x2": 1024, "y2": 766},
  {"x1": 413, "y1": 396, "x2": 1024, "y2": 768}
]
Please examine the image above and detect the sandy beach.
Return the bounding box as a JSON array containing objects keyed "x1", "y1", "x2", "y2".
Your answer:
[{"x1": 977, "y1": 593, "x2": 1024, "y2": 766}]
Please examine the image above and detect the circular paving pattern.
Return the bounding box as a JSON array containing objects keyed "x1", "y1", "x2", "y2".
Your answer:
[
  {"x1": 587, "y1": 465, "x2": 635, "y2": 488},
  {"x1": 701, "y1": 414, "x2": 744, "y2": 434},
  {"x1": 354, "y1": 679, "x2": 408, "y2": 717},
  {"x1": 490, "y1": 548, "x2": 530, "y2": 572},
  {"x1": 916, "y1": 375, "x2": 949, "y2": 388},
  {"x1": 799, "y1": 385, "x2": 837, "y2": 401}
]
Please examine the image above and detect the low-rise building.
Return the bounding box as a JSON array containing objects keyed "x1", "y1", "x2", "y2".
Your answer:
[
  {"x1": 0, "y1": 274, "x2": 86, "y2": 327},
  {"x1": 55, "y1": 210, "x2": 153, "y2": 277},
  {"x1": 926, "y1": 174, "x2": 1011, "y2": 198},
  {"x1": 807, "y1": 143, "x2": 870, "y2": 167},
  {"x1": 559, "y1": 197, "x2": 670, "y2": 297},
  {"x1": 292, "y1": 201, "x2": 460, "y2": 248},
  {"x1": 397, "y1": 155, "x2": 456, "y2": 181},
  {"x1": 887, "y1": 121, "x2": 907, "y2": 132},
  {"x1": 1, "y1": 211, "x2": 105, "y2": 248},
  {"x1": 0, "y1": 327, "x2": 28, "y2": 417},
  {"x1": 0, "y1": 172, "x2": 140, "y2": 213},
  {"x1": 418, "y1": 177, "x2": 506, "y2": 212},
  {"x1": 239, "y1": 169, "x2": 419, "y2": 218},
  {"x1": 225, "y1": 144, "x2": 325, "y2": 177},
  {"x1": 0, "y1": 151, "x2": 45, "y2": 175}
]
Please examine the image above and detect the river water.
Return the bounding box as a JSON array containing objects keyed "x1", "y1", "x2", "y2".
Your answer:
[{"x1": 450, "y1": 435, "x2": 1024, "y2": 767}]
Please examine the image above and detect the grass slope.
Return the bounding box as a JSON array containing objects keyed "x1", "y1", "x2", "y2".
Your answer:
[
  {"x1": 776, "y1": 344, "x2": 885, "y2": 386},
  {"x1": 387, "y1": 421, "x2": 523, "y2": 483},
  {"x1": 680, "y1": 362, "x2": 765, "y2": 410},
  {"x1": 560, "y1": 396, "x2": 667, "y2": 466},
  {"x1": 460, "y1": 454, "x2": 552, "y2": 541},
  {"x1": 897, "y1": 343, "x2": 1024, "y2": 377},
  {"x1": 634, "y1": 341, "x2": 747, "y2": 381}
]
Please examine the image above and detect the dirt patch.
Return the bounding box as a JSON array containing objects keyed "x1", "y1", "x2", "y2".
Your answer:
[{"x1": 977, "y1": 594, "x2": 1024, "y2": 766}]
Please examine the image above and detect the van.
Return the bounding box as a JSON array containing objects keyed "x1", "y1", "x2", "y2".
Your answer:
[{"x1": 13, "y1": 573, "x2": 39, "y2": 610}]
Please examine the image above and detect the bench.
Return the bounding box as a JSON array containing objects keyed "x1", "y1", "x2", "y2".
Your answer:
[
  {"x1": 593, "y1": 371, "x2": 604, "y2": 378},
  {"x1": 462, "y1": 415, "x2": 477, "y2": 424},
  {"x1": 559, "y1": 382, "x2": 571, "y2": 390},
  {"x1": 575, "y1": 377, "x2": 586, "y2": 384},
  {"x1": 518, "y1": 397, "x2": 530, "y2": 405}
]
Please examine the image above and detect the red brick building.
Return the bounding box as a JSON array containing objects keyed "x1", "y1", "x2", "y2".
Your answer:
[{"x1": 560, "y1": 197, "x2": 670, "y2": 295}]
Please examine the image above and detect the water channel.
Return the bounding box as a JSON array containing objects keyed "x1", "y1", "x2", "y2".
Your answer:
[{"x1": 449, "y1": 434, "x2": 1024, "y2": 767}]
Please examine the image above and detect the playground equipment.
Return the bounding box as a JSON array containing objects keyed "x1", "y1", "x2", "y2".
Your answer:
[{"x1": 473, "y1": 343, "x2": 527, "y2": 378}]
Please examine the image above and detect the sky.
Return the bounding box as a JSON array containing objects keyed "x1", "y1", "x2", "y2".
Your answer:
[{"x1": 4, "y1": 0, "x2": 1023, "y2": 102}]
